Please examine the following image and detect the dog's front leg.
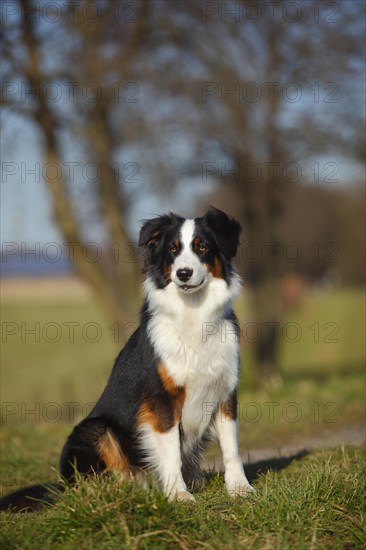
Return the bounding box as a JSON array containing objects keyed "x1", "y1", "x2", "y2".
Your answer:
[
  {"x1": 139, "y1": 422, "x2": 195, "y2": 501},
  {"x1": 214, "y1": 395, "x2": 255, "y2": 497}
]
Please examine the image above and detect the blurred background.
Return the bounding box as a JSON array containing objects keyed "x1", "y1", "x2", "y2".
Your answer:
[{"x1": 1, "y1": 0, "x2": 365, "y2": 458}]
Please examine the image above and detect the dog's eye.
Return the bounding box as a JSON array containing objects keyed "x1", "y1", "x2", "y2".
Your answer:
[
  {"x1": 169, "y1": 246, "x2": 178, "y2": 254},
  {"x1": 199, "y1": 244, "x2": 207, "y2": 253}
]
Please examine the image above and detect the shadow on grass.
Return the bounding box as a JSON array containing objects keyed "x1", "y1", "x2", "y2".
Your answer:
[
  {"x1": 202, "y1": 449, "x2": 308, "y2": 489},
  {"x1": 244, "y1": 449, "x2": 308, "y2": 484}
]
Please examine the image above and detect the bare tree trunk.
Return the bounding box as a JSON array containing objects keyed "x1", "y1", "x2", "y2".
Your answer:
[
  {"x1": 20, "y1": 0, "x2": 138, "y2": 327},
  {"x1": 87, "y1": 103, "x2": 140, "y2": 314},
  {"x1": 251, "y1": 22, "x2": 285, "y2": 387}
]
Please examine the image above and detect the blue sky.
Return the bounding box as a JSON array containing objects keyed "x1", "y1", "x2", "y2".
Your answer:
[{"x1": 2, "y1": 2, "x2": 364, "y2": 252}]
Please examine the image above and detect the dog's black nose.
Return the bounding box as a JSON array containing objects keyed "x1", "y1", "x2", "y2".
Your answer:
[{"x1": 176, "y1": 268, "x2": 193, "y2": 282}]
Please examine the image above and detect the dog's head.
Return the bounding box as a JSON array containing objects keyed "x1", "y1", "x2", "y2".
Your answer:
[{"x1": 139, "y1": 207, "x2": 241, "y2": 293}]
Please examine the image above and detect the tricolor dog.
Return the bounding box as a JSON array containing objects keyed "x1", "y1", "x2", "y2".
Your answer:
[{"x1": 1, "y1": 207, "x2": 254, "y2": 511}]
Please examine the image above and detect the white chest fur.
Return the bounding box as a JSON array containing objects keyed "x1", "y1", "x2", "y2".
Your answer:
[{"x1": 145, "y1": 275, "x2": 241, "y2": 441}]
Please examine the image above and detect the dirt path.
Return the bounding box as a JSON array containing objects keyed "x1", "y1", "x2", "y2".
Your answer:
[
  {"x1": 204, "y1": 424, "x2": 365, "y2": 472},
  {"x1": 1, "y1": 276, "x2": 91, "y2": 302}
]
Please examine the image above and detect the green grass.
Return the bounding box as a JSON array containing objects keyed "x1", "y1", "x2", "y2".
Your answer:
[
  {"x1": 1, "y1": 446, "x2": 365, "y2": 549},
  {"x1": 280, "y1": 288, "x2": 365, "y2": 375},
  {"x1": 1, "y1": 300, "x2": 117, "y2": 407},
  {"x1": 1, "y1": 287, "x2": 365, "y2": 548},
  {"x1": 237, "y1": 287, "x2": 365, "y2": 383}
]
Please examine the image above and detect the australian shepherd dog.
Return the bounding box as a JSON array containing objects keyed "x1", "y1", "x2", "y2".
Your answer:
[{"x1": 1, "y1": 207, "x2": 254, "y2": 511}]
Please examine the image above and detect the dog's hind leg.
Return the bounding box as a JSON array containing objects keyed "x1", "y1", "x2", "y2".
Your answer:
[{"x1": 60, "y1": 418, "x2": 131, "y2": 482}]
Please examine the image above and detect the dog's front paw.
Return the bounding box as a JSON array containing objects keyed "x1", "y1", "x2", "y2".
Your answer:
[
  {"x1": 176, "y1": 490, "x2": 196, "y2": 502},
  {"x1": 168, "y1": 490, "x2": 196, "y2": 502},
  {"x1": 226, "y1": 481, "x2": 256, "y2": 498}
]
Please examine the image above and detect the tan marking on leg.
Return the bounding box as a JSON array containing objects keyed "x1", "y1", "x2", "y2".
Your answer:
[
  {"x1": 137, "y1": 364, "x2": 186, "y2": 432},
  {"x1": 97, "y1": 429, "x2": 130, "y2": 471},
  {"x1": 157, "y1": 363, "x2": 186, "y2": 422},
  {"x1": 157, "y1": 363, "x2": 178, "y2": 393},
  {"x1": 138, "y1": 399, "x2": 171, "y2": 433}
]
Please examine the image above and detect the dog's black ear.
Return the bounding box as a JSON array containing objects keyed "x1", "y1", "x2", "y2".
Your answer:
[
  {"x1": 138, "y1": 213, "x2": 184, "y2": 268},
  {"x1": 138, "y1": 216, "x2": 169, "y2": 273},
  {"x1": 138, "y1": 216, "x2": 167, "y2": 251},
  {"x1": 203, "y1": 207, "x2": 241, "y2": 259}
]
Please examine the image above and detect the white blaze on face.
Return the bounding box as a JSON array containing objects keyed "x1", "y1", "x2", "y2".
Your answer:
[{"x1": 171, "y1": 219, "x2": 208, "y2": 291}]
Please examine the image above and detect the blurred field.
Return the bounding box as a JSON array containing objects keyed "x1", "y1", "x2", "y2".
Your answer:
[
  {"x1": 1, "y1": 276, "x2": 92, "y2": 302},
  {"x1": 1, "y1": 277, "x2": 364, "y2": 452}
]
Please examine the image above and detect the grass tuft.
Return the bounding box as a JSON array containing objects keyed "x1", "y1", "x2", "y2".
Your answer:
[{"x1": 1, "y1": 446, "x2": 365, "y2": 549}]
